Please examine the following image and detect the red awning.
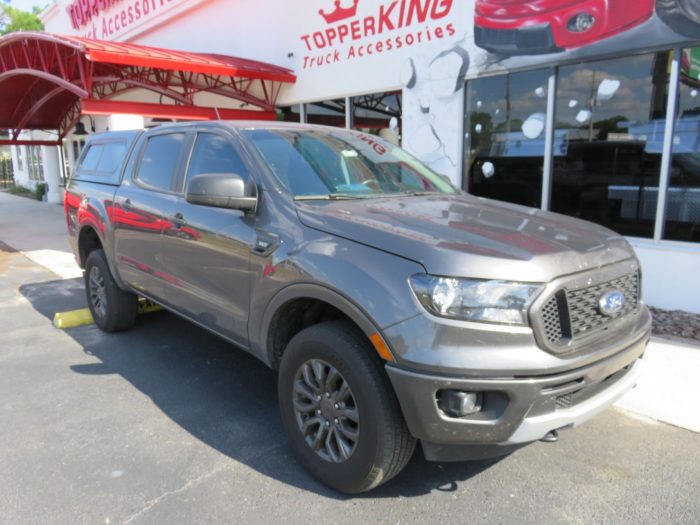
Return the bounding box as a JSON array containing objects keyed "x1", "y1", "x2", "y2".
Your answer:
[{"x1": 0, "y1": 32, "x2": 296, "y2": 145}]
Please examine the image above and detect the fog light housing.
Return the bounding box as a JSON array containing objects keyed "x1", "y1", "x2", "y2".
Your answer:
[
  {"x1": 437, "y1": 390, "x2": 483, "y2": 417},
  {"x1": 567, "y1": 13, "x2": 595, "y2": 32}
]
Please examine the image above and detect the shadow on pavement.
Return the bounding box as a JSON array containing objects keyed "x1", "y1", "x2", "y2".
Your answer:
[{"x1": 20, "y1": 278, "x2": 505, "y2": 498}]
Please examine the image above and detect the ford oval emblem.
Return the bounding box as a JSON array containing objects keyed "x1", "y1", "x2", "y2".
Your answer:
[{"x1": 599, "y1": 290, "x2": 625, "y2": 316}]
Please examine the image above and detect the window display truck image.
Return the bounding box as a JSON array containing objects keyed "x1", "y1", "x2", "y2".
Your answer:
[{"x1": 474, "y1": 0, "x2": 700, "y2": 56}]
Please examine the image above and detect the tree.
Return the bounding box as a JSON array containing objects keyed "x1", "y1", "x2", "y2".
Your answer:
[{"x1": 0, "y1": 2, "x2": 44, "y2": 35}]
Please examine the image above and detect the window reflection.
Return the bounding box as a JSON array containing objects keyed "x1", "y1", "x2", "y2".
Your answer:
[
  {"x1": 351, "y1": 91, "x2": 402, "y2": 145},
  {"x1": 665, "y1": 47, "x2": 700, "y2": 242},
  {"x1": 464, "y1": 69, "x2": 549, "y2": 208},
  {"x1": 305, "y1": 98, "x2": 347, "y2": 127},
  {"x1": 277, "y1": 105, "x2": 302, "y2": 123},
  {"x1": 551, "y1": 52, "x2": 670, "y2": 238}
]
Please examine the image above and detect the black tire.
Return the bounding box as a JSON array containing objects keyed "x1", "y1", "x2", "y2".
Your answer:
[
  {"x1": 84, "y1": 249, "x2": 138, "y2": 332},
  {"x1": 657, "y1": 0, "x2": 700, "y2": 38},
  {"x1": 278, "y1": 321, "x2": 416, "y2": 494}
]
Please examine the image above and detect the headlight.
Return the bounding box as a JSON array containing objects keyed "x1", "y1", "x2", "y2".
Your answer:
[{"x1": 409, "y1": 274, "x2": 543, "y2": 325}]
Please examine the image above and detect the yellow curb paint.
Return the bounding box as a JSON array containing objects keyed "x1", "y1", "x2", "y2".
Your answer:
[{"x1": 53, "y1": 299, "x2": 162, "y2": 329}]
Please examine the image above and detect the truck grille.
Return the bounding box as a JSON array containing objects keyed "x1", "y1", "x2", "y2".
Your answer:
[
  {"x1": 537, "y1": 271, "x2": 640, "y2": 351},
  {"x1": 542, "y1": 295, "x2": 564, "y2": 344},
  {"x1": 568, "y1": 273, "x2": 640, "y2": 337}
]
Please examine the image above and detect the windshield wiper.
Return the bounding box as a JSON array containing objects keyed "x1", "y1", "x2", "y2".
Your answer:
[{"x1": 294, "y1": 193, "x2": 368, "y2": 201}]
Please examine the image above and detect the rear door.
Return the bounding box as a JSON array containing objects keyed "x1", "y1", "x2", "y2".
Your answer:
[
  {"x1": 112, "y1": 129, "x2": 191, "y2": 302},
  {"x1": 160, "y1": 129, "x2": 257, "y2": 346}
]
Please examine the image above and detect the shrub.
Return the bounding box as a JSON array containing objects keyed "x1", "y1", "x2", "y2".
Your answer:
[{"x1": 34, "y1": 182, "x2": 47, "y2": 201}]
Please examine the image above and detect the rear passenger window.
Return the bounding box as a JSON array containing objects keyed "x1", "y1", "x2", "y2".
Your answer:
[
  {"x1": 96, "y1": 142, "x2": 126, "y2": 174},
  {"x1": 187, "y1": 133, "x2": 249, "y2": 181},
  {"x1": 77, "y1": 141, "x2": 127, "y2": 177},
  {"x1": 136, "y1": 133, "x2": 185, "y2": 191},
  {"x1": 80, "y1": 144, "x2": 103, "y2": 171}
]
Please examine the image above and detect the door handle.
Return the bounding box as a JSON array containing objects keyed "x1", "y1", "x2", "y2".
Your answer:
[{"x1": 122, "y1": 198, "x2": 133, "y2": 210}]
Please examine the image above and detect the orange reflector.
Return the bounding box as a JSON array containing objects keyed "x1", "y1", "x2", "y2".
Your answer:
[{"x1": 370, "y1": 332, "x2": 396, "y2": 363}]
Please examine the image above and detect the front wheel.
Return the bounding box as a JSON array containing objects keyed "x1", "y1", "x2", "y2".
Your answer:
[
  {"x1": 278, "y1": 321, "x2": 416, "y2": 493},
  {"x1": 84, "y1": 249, "x2": 138, "y2": 332},
  {"x1": 657, "y1": 0, "x2": 700, "y2": 38}
]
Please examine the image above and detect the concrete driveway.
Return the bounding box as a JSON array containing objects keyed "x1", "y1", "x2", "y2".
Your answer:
[{"x1": 1, "y1": 193, "x2": 699, "y2": 524}]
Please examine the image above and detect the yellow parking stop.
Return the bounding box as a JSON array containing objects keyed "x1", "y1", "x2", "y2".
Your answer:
[{"x1": 53, "y1": 299, "x2": 162, "y2": 329}]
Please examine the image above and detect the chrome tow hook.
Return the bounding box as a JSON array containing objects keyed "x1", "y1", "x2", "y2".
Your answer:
[{"x1": 540, "y1": 429, "x2": 559, "y2": 443}]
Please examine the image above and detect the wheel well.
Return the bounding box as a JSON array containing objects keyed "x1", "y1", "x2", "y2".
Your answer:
[
  {"x1": 78, "y1": 227, "x2": 103, "y2": 268},
  {"x1": 267, "y1": 298, "x2": 360, "y2": 369}
]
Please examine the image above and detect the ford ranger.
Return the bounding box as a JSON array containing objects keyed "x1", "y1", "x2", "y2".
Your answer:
[{"x1": 64, "y1": 121, "x2": 650, "y2": 493}]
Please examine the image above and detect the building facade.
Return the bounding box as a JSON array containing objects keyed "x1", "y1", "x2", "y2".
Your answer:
[{"x1": 9, "y1": 0, "x2": 700, "y2": 312}]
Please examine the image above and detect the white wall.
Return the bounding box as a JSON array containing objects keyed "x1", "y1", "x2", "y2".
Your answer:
[
  {"x1": 108, "y1": 114, "x2": 144, "y2": 131},
  {"x1": 41, "y1": 145, "x2": 62, "y2": 204},
  {"x1": 629, "y1": 238, "x2": 700, "y2": 314}
]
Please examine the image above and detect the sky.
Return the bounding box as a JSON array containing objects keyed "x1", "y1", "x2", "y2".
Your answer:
[{"x1": 7, "y1": 0, "x2": 50, "y2": 12}]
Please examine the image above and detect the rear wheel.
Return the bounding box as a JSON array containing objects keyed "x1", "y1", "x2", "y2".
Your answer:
[
  {"x1": 657, "y1": 0, "x2": 700, "y2": 38},
  {"x1": 84, "y1": 249, "x2": 138, "y2": 332},
  {"x1": 278, "y1": 321, "x2": 416, "y2": 493}
]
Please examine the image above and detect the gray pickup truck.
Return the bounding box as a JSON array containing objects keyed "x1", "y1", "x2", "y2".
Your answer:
[{"x1": 64, "y1": 121, "x2": 650, "y2": 493}]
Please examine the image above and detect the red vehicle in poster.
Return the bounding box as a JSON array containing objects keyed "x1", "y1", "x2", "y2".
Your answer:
[{"x1": 474, "y1": 0, "x2": 699, "y2": 56}]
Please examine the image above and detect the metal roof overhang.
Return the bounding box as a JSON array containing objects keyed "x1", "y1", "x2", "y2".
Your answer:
[{"x1": 0, "y1": 32, "x2": 296, "y2": 146}]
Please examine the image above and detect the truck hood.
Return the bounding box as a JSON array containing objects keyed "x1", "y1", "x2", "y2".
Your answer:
[{"x1": 296, "y1": 194, "x2": 635, "y2": 282}]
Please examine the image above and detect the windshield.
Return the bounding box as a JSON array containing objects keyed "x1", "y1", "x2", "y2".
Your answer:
[{"x1": 241, "y1": 128, "x2": 456, "y2": 199}]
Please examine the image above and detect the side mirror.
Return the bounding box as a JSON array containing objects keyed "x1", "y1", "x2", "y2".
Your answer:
[{"x1": 186, "y1": 172, "x2": 258, "y2": 212}]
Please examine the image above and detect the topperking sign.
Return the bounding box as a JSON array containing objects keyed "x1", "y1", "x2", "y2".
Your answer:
[
  {"x1": 65, "y1": 0, "x2": 182, "y2": 39},
  {"x1": 299, "y1": 0, "x2": 456, "y2": 70}
]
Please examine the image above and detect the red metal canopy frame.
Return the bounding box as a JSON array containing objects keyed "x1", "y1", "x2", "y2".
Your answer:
[{"x1": 0, "y1": 32, "x2": 296, "y2": 146}]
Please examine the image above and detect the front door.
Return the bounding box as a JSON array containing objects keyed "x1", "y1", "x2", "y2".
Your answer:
[{"x1": 160, "y1": 130, "x2": 257, "y2": 346}]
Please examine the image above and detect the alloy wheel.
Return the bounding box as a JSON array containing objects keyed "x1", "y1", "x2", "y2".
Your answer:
[
  {"x1": 88, "y1": 265, "x2": 108, "y2": 319},
  {"x1": 292, "y1": 359, "x2": 360, "y2": 463}
]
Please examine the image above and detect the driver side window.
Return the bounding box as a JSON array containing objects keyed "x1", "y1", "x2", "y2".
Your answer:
[{"x1": 187, "y1": 133, "x2": 249, "y2": 183}]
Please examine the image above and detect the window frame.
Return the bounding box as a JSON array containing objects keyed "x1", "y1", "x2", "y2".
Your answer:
[
  {"x1": 132, "y1": 130, "x2": 192, "y2": 195},
  {"x1": 178, "y1": 129, "x2": 255, "y2": 195},
  {"x1": 75, "y1": 138, "x2": 127, "y2": 177}
]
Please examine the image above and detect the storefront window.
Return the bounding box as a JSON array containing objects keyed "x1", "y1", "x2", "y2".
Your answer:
[
  {"x1": 664, "y1": 47, "x2": 700, "y2": 243},
  {"x1": 305, "y1": 99, "x2": 346, "y2": 127},
  {"x1": 351, "y1": 91, "x2": 402, "y2": 145},
  {"x1": 277, "y1": 105, "x2": 302, "y2": 123},
  {"x1": 551, "y1": 52, "x2": 670, "y2": 238},
  {"x1": 464, "y1": 69, "x2": 550, "y2": 208},
  {"x1": 28, "y1": 146, "x2": 44, "y2": 182}
]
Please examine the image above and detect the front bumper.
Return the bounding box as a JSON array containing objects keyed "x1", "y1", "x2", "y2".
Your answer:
[
  {"x1": 474, "y1": 0, "x2": 653, "y2": 54},
  {"x1": 386, "y1": 328, "x2": 648, "y2": 458},
  {"x1": 474, "y1": 23, "x2": 562, "y2": 56}
]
